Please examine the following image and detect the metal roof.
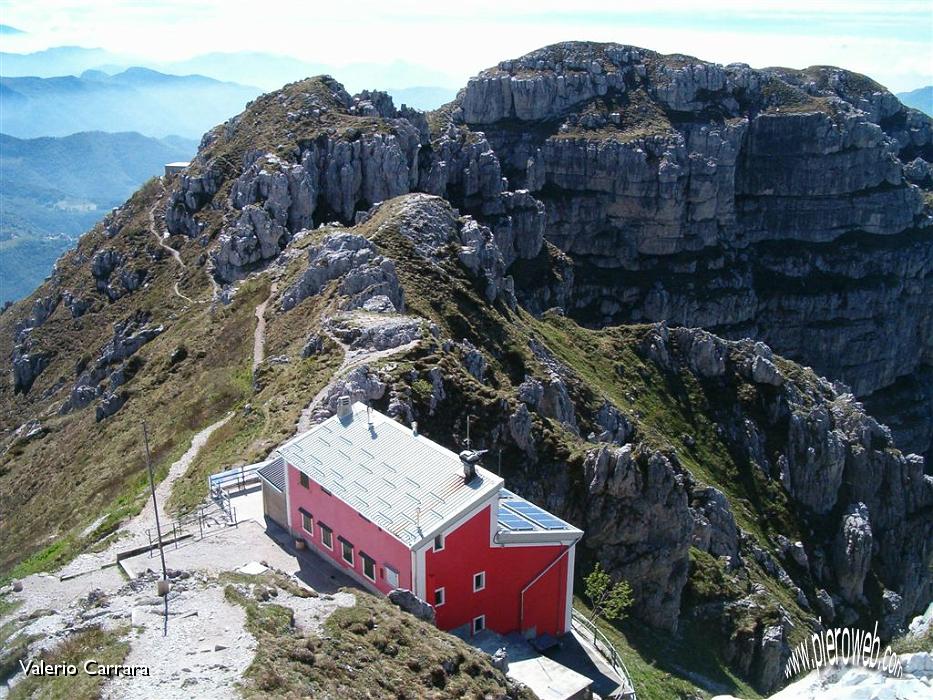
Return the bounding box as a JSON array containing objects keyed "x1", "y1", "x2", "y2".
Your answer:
[
  {"x1": 257, "y1": 455, "x2": 286, "y2": 492},
  {"x1": 277, "y1": 403, "x2": 503, "y2": 548}
]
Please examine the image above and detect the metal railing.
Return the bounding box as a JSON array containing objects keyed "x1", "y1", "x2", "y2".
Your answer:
[
  {"x1": 571, "y1": 609, "x2": 637, "y2": 700},
  {"x1": 208, "y1": 463, "x2": 262, "y2": 495},
  {"x1": 208, "y1": 463, "x2": 262, "y2": 522},
  {"x1": 143, "y1": 500, "x2": 239, "y2": 557}
]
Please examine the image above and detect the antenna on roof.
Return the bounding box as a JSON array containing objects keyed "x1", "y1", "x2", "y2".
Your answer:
[{"x1": 465, "y1": 414, "x2": 474, "y2": 449}]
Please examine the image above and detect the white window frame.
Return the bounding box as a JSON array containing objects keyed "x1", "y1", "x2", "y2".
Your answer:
[
  {"x1": 301, "y1": 510, "x2": 313, "y2": 535},
  {"x1": 361, "y1": 552, "x2": 376, "y2": 582},
  {"x1": 320, "y1": 523, "x2": 333, "y2": 550},
  {"x1": 433, "y1": 533, "x2": 445, "y2": 552},
  {"x1": 472, "y1": 615, "x2": 485, "y2": 634},
  {"x1": 340, "y1": 538, "x2": 354, "y2": 566},
  {"x1": 473, "y1": 571, "x2": 486, "y2": 592},
  {"x1": 384, "y1": 566, "x2": 400, "y2": 588},
  {"x1": 433, "y1": 587, "x2": 446, "y2": 607}
]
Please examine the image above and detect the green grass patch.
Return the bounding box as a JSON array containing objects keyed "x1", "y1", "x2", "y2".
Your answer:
[
  {"x1": 224, "y1": 577, "x2": 531, "y2": 699},
  {"x1": 892, "y1": 624, "x2": 932, "y2": 655},
  {"x1": 7, "y1": 625, "x2": 129, "y2": 700}
]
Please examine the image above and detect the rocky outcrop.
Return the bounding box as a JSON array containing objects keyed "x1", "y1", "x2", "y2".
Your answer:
[
  {"x1": 60, "y1": 311, "x2": 162, "y2": 417},
  {"x1": 583, "y1": 444, "x2": 693, "y2": 631},
  {"x1": 325, "y1": 313, "x2": 423, "y2": 352},
  {"x1": 833, "y1": 502, "x2": 873, "y2": 605},
  {"x1": 387, "y1": 588, "x2": 435, "y2": 623},
  {"x1": 12, "y1": 347, "x2": 51, "y2": 395},
  {"x1": 691, "y1": 486, "x2": 740, "y2": 563},
  {"x1": 280, "y1": 232, "x2": 403, "y2": 312},
  {"x1": 446, "y1": 42, "x2": 933, "y2": 460}
]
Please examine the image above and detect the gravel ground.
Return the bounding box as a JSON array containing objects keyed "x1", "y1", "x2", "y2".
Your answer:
[
  {"x1": 102, "y1": 584, "x2": 256, "y2": 700},
  {"x1": 1, "y1": 421, "x2": 358, "y2": 699}
]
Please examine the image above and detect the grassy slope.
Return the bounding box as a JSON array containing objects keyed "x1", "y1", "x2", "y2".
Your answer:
[
  {"x1": 6, "y1": 625, "x2": 129, "y2": 700},
  {"x1": 224, "y1": 573, "x2": 533, "y2": 699},
  {"x1": 1, "y1": 179, "x2": 261, "y2": 575}
]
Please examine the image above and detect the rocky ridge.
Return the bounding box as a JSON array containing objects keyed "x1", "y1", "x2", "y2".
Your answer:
[{"x1": 2, "y1": 43, "x2": 932, "y2": 697}]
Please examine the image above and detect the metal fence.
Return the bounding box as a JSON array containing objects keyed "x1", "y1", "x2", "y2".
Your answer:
[
  {"x1": 208, "y1": 462, "x2": 263, "y2": 522},
  {"x1": 208, "y1": 463, "x2": 262, "y2": 495},
  {"x1": 571, "y1": 609, "x2": 637, "y2": 699},
  {"x1": 143, "y1": 501, "x2": 238, "y2": 557}
]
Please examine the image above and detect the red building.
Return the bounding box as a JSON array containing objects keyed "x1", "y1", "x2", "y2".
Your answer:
[{"x1": 258, "y1": 399, "x2": 583, "y2": 638}]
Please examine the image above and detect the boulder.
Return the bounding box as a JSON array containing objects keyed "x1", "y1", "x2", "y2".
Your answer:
[{"x1": 388, "y1": 589, "x2": 435, "y2": 623}]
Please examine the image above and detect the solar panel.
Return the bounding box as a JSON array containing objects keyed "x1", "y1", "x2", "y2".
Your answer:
[
  {"x1": 498, "y1": 510, "x2": 534, "y2": 531},
  {"x1": 503, "y1": 500, "x2": 569, "y2": 530}
]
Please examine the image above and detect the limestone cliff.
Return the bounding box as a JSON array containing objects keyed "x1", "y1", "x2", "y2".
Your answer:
[{"x1": 443, "y1": 43, "x2": 933, "y2": 465}]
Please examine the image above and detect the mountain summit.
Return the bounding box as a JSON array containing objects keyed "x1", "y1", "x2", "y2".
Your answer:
[{"x1": 2, "y1": 42, "x2": 931, "y2": 696}]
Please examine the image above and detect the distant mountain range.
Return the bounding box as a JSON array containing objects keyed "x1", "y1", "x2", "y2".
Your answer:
[
  {"x1": 897, "y1": 86, "x2": 932, "y2": 115},
  {"x1": 0, "y1": 45, "x2": 459, "y2": 107},
  {"x1": 0, "y1": 130, "x2": 197, "y2": 303},
  {"x1": 0, "y1": 67, "x2": 261, "y2": 138}
]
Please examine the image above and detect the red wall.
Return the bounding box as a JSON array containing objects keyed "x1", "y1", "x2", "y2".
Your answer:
[
  {"x1": 425, "y1": 505, "x2": 570, "y2": 637},
  {"x1": 287, "y1": 463, "x2": 413, "y2": 594}
]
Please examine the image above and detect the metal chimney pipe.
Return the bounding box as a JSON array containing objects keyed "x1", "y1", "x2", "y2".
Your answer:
[{"x1": 336, "y1": 395, "x2": 352, "y2": 420}]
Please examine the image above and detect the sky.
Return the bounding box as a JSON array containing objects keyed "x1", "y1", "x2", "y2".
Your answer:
[{"x1": 0, "y1": 0, "x2": 930, "y2": 92}]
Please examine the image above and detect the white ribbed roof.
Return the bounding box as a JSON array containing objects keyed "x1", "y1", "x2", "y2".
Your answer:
[{"x1": 277, "y1": 403, "x2": 503, "y2": 547}]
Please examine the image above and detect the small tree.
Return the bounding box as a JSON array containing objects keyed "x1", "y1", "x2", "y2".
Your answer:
[{"x1": 584, "y1": 562, "x2": 633, "y2": 642}]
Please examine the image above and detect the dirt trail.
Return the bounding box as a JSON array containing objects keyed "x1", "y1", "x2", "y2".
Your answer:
[
  {"x1": 54, "y1": 412, "x2": 234, "y2": 579},
  {"x1": 252, "y1": 283, "x2": 278, "y2": 371},
  {"x1": 296, "y1": 332, "x2": 421, "y2": 434},
  {"x1": 148, "y1": 179, "x2": 194, "y2": 304}
]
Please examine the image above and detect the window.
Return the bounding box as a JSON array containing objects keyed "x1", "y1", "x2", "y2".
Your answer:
[
  {"x1": 321, "y1": 486, "x2": 333, "y2": 496},
  {"x1": 433, "y1": 534, "x2": 445, "y2": 552},
  {"x1": 340, "y1": 538, "x2": 354, "y2": 566},
  {"x1": 384, "y1": 566, "x2": 399, "y2": 588},
  {"x1": 472, "y1": 615, "x2": 485, "y2": 634},
  {"x1": 361, "y1": 552, "x2": 376, "y2": 581},
  {"x1": 473, "y1": 571, "x2": 486, "y2": 592},
  {"x1": 300, "y1": 509, "x2": 313, "y2": 535},
  {"x1": 320, "y1": 523, "x2": 333, "y2": 550},
  {"x1": 433, "y1": 587, "x2": 445, "y2": 607},
  {"x1": 299, "y1": 472, "x2": 309, "y2": 489}
]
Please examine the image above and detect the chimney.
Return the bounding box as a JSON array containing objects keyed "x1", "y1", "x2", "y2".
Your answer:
[
  {"x1": 336, "y1": 395, "x2": 352, "y2": 421},
  {"x1": 459, "y1": 449, "x2": 486, "y2": 482},
  {"x1": 411, "y1": 421, "x2": 418, "y2": 436}
]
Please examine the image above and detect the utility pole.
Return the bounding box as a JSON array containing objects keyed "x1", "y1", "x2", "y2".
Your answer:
[{"x1": 142, "y1": 422, "x2": 169, "y2": 633}]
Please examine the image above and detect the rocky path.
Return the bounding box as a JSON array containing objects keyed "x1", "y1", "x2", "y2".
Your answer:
[
  {"x1": 148, "y1": 179, "x2": 194, "y2": 304},
  {"x1": 252, "y1": 282, "x2": 278, "y2": 371},
  {"x1": 295, "y1": 330, "x2": 420, "y2": 434}
]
